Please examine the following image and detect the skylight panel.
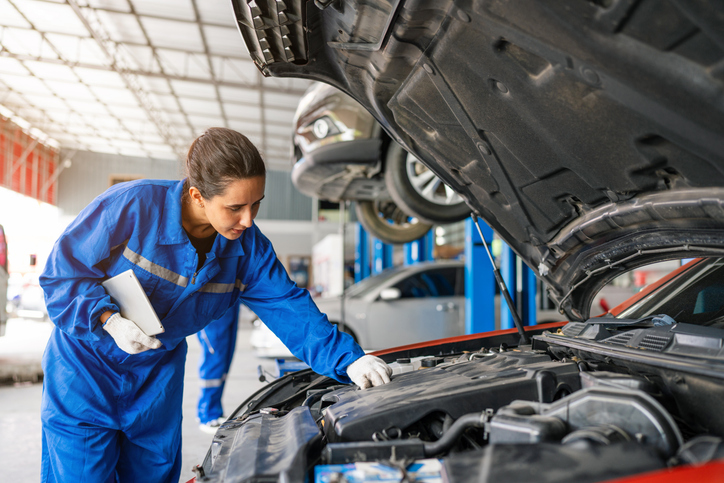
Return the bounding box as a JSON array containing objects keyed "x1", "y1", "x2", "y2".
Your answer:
[
  {"x1": 264, "y1": 107, "x2": 295, "y2": 125},
  {"x1": 244, "y1": 133, "x2": 262, "y2": 147},
  {"x1": 168, "y1": 123, "x2": 192, "y2": 138},
  {"x1": 218, "y1": 86, "x2": 259, "y2": 104},
  {"x1": 73, "y1": 67, "x2": 126, "y2": 88},
  {"x1": 83, "y1": 143, "x2": 121, "y2": 155},
  {"x1": 142, "y1": 142, "x2": 172, "y2": 153},
  {"x1": 78, "y1": 135, "x2": 111, "y2": 146},
  {"x1": 0, "y1": 74, "x2": 52, "y2": 95},
  {"x1": 266, "y1": 124, "x2": 294, "y2": 139},
  {"x1": 23, "y1": 93, "x2": 68, "y2": 111},
  {"x1": 95, "y1": 10, "x2": 147, "y2": 44},
  {"x1": 202, "y1": 26, "x2": 242, "y2": 57},
  {"x1": 153, "y1": 94, "x2": 181, "y2": 111},
  {"x1": 43, "y1": 33, "x2": 108, "y2": 66},
  {"x1": 187, "y1": 113, "x2": 221, "y2": 130},
  {"x1": 43, "y1": 109, "x2": 74, "y2": 124},
  {"x1": 166, "y1": 112, "x2": 188, "y2": 125},
  {"x1": 13, "y1": 105, "x2": 48, "y2": 124},
  {"x1": 45, "y1": 80, "x2": 96, "y2": 101},
  {"x1": 13, "y1": 1, "x2": 89, "y2": 36},
  {"x1": 197, "y1": 1, "x2": 236, "y2": 27},
  {"x1": 227, "y1": 119, "x2": 261, "y2": 135},
  {"x1": 137, "y1": 132, "x2": 165, "y2": 144},
  {"x1": 0, "y1": 57, "x2": 29, "y2": 76},
  {"x1": 223, "y1": 103, "x2": 260, "y2": 120},
  {"x1": 109, "y1": 138, "x2": 143, "y2": 150},
  {"x1": 0, "y1": 1, "x2": 32, "y2": 28},
  {"x1": 122, "y1": 44, "x2": 159, "y2": 73},
  {"x1": 136, "y1": 75, "x2": 170, "y2": 94},
  {"x1": 23, "y1": 60, "x2": 78, "y2": 82},
  {"x1": 141, "y1": 17, "x2": 203, "y2": 52},
  {"x1": 156, "y1": 49, "x2": 209, "y2": 78},
  {"x1": 169, "y1": 79, "x2": 215, "y2": 99},
  {"x1": 212, "y1": 57, "x2": 256, "y2": 85},
  {"x1": 87, "y1": 0, "x2": 132, "y2": 13},
  {"x1": 89, "y1": 85, "x2": 138, "y2": 105},
  {"x1": 178, "y1": 97, "x2": 221, "y2": 116},
  {"x1": 65, "y1": 99, "x2": 110, "y2": 115},
  {"x1": 0, "y1": 27, "x2": 50, "y2": 57},
  {"x1": 264, "y1": 91, "x2": 304, "y2": 109},
  {"x1": 130, "y1": 0, "x2": 195, "y2": 21},
  {"x1": 107, "y1": 104, "x2": 148, "y2": 119}
]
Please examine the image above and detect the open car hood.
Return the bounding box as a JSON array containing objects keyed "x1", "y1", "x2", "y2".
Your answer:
[{"x1": 232, "y1": 0, "x2": 724, "y2": 319}]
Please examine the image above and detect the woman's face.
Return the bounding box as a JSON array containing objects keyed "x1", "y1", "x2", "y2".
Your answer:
[{"x1": 201, "y1": 176, "x2": 266, "y2": 240}]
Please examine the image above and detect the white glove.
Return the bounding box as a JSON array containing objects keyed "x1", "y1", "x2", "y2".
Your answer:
[
  {"x1": 346, "y1": 355, "x2": 392, "y2": 389},
  {"x1": 103, "y1": 313, "x2": 162, "y2": 355}
]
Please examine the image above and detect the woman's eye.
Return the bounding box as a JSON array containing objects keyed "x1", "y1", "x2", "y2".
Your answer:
[{"x1": 229, "y1": 207, "x2": 241, "y2": 212}]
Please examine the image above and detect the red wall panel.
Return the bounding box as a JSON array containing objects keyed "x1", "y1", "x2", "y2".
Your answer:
[{"x1": 0, "y1": 116, "x2": 59, "y2": 205}]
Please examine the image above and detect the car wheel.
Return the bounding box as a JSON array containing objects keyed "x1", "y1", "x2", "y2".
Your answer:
[
  {"x1": 355, "y1": 200, "x2": 433, "y2": 244},
  {"x1": 385, "y1": 142, "x2": 470, "y2": 224}
]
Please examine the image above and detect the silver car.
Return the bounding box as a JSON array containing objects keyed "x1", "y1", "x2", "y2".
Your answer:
[{"x1": 251, "y1": 261, "x2": 464, "y2": 353}]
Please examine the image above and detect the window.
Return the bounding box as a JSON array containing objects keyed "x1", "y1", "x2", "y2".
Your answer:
[{"x1": 394, "y1": 267, "x2": 458, "y2": 298}]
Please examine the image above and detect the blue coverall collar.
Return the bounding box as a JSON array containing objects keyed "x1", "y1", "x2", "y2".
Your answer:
[
  {"x1": 157, "y1": 179, "x2": 189, "y2": 246},
  {"x1": 157, "y1": 179, "x2": 245, "y2": 258},
  {"x1": 213, "y1": 230, "x2": 245, "y2": 258}
]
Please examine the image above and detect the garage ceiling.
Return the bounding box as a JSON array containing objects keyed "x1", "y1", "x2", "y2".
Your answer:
[{"x1": 0, "y1": 0, "x2": 311, "y2": 170}]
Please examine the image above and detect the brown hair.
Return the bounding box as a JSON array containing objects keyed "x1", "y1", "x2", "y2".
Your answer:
[{"x1": 184, "y1": 127, "x2": 266, "y2": 200}]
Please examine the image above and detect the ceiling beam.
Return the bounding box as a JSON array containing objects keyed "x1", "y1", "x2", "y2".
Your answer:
[
  {"x1": 32, "y1": 0, "x2": 238, "y2": 30},
  {"x1": 191, "y1": 0, "x2": 229, "y2": 129},
  {"x1": 67, "y1": 0, "x2": 191, "y2": 159},
  {"x1": 0, "y1": 50, "x2": 308, "y2": 95}
]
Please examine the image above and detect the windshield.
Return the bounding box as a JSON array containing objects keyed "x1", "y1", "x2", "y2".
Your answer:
[
  {"x1": 344, "y1": 267, "x2": 402, "y2": 298},
  {"x1": 618, "y1": 258, "x2": 724, "y2": 328}
]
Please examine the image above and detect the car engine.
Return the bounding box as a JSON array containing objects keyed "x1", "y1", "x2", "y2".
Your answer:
[{"x1": 199, "y1": 320, "x2": 724, "y2": 483}]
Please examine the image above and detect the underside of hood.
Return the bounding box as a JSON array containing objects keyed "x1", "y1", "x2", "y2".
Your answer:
[{"x1": 232, "y1": 0, "x2": 724, "y2": 319}]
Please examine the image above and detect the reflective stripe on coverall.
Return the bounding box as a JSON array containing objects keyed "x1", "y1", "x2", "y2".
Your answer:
[{"x1": 39, "y1": 178, "x2": 364, "y2": 482}]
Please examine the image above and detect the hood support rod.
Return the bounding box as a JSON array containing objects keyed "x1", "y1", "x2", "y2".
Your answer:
[{"x1": 471, "y1": 214, "x2": 529, "y2": 345}]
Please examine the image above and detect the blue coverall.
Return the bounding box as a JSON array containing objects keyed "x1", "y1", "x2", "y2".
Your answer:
[
  {"x1": 196, "y1": 300, "x2": 241, "y2": 424},
  {"x1": 39, "y1": 179, "x2": 364, "y2": 482}
]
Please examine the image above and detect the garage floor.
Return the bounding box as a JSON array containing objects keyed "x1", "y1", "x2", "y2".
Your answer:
[{"x1": 0, "y1": 317, "x2": 274, "y2": 483}]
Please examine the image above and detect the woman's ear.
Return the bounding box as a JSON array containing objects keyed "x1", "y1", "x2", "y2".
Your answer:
[{"x1": 189, "y1": 187, "x2": 205, "y2": 207}]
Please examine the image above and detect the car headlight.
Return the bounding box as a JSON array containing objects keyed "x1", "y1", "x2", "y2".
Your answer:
[{"x1": 311, "y1": 116, "x2": 341, "y2": 139}]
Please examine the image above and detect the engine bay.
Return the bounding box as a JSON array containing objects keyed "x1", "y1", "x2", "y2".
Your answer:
[{"x1": 200, "y1": 320, "x2": 724, "y2": 483}]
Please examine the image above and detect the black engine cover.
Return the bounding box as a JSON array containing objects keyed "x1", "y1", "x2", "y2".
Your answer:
[{"x1": 322, "y1": 351, "x2": 580, "y2": 442}]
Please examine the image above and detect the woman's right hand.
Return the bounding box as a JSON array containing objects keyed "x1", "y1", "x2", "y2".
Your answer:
[{"x1": 102, "y1": 313, "x2": 162, "y2": 354}]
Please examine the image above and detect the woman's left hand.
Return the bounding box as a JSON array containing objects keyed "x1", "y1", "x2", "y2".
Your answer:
[{"x1": 346, "y1": 355, "x2": 392, "y2": 389}]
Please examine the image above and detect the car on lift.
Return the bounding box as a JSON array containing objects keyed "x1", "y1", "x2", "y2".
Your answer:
[
  {"x1": 292, "y1": 82, "x2": 470, "y2": 244},
  {"x1": 191, "y1": 1, "x2": 724, "y2": 482}
]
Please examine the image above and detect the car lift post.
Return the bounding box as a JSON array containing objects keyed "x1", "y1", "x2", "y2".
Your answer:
[
  {"x1": 404, "y1": 229, "x2": 434, "y2": 265},
  {"x1": 464, "y1": 218, "x2": 496, "y2": 334},
  {"x1": 372, "y1": 238, "x2": 393, "y2": 274},
  {"x1": 500, "y1": 244, "x2": 538, "y2": 329},
  {"x1": 354, "y1": 223, "x2": 370, "y2": 282}
]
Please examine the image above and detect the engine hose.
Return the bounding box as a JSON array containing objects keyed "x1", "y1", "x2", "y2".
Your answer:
[
  {"x1": 423, "y1": 413, "x2": 486, "y2": 456},
  {"x1": 302, "y1": 391, "x2": 327, "y2": 408}
]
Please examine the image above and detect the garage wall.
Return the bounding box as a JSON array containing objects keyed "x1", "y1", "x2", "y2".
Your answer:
[
  {"x1": 56, "y1": 150, "x2": 183, "y2": 216},
  {"x1": 57, "y1": 150, "x2": 314, "y2": 220}
]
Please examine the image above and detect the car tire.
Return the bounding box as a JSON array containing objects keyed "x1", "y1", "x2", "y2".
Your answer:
[
  {"x1": 385, "y1": 142, "x2": 470, "y2": 224},
  {"x1": 355, "y1": 200, "x2": 433, "y2": 245}
]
